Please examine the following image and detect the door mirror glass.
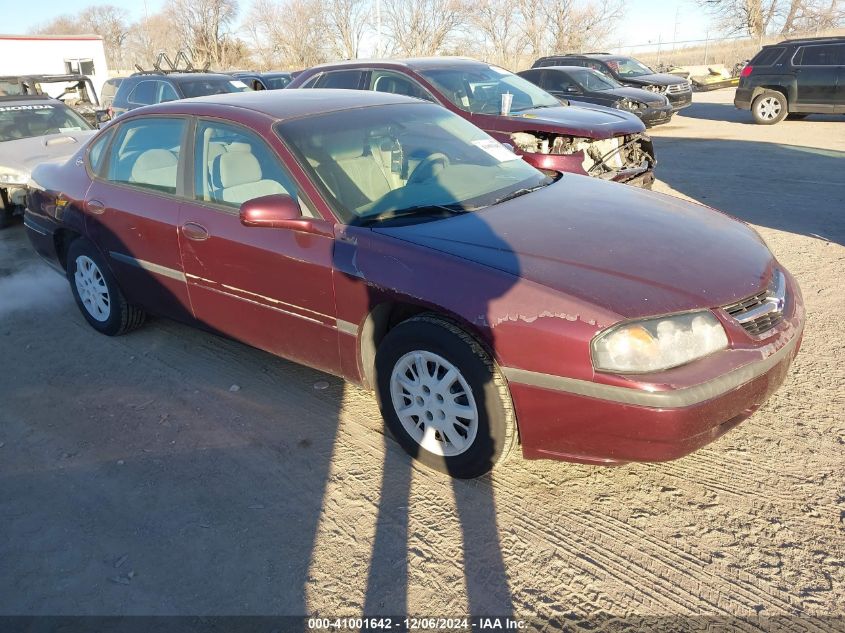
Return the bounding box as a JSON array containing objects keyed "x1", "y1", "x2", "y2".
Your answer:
[{"x1": 240, "y1": 194, "x2": 302, "y2": 227}]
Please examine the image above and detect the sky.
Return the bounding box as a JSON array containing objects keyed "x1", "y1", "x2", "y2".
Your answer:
[{"x1": 1, "y1": 0, "x2": 715, "y2": 50}]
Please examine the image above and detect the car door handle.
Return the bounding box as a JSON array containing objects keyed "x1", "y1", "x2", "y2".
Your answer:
[
  {"x1": 86, "y1": 199, "x2": 105, "y2": 214},
  {"x1": 181, "y1": 222, "x2": 209, "y2": 241}
]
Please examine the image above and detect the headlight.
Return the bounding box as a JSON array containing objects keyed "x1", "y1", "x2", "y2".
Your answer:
[
  {"x1": 645, "y1": 85, "x2": 665, "y2": 94},
  {"x1": 0, "y1": 167, "x2": 29, "y2": 186},
  {"x1": 592, "y1": 311, "x2": 728, "y2": 373},
  {"x1": 616, "y1": 99, "x2": 644, "y2": 112}
]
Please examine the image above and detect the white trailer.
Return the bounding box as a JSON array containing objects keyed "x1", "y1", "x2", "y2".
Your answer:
[{"x1": 0, "y1": 34, "x2": 109, "y2": 99}]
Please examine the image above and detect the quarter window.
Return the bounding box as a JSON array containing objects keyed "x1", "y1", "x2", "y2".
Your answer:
[
  {"x1": 194, "y1": 120, "x2": 297, "y2": 208},
  {"x1": 107, "y1": 117, "x2": 186, "y2": 194}
]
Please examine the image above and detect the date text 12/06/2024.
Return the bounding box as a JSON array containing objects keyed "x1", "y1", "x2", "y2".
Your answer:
[{"x1": 307, "y1": 617, "x2": 527, "y2": 630}]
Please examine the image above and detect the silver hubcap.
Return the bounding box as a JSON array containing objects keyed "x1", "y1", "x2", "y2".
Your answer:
[
  {"x1": 757, "y1": 97, "x2": 781, "y2": 120},
  {"x1": 390, "y1": 351, "x2": 479, "y2": 457},
  {"x1": 74, "y1": 255, "x2": 110, "y2": 322}
]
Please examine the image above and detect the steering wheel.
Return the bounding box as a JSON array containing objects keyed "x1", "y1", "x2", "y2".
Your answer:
[{"x1": 408, "y1": 152, "x2": 450, "y2": 184}]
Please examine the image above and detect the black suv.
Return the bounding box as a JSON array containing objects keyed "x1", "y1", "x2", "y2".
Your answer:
[
  {"x1": 532, "y1": 54, "x2": 692, "y2": 111},
  {"x1": 734, "y1": 36, "x2": 845, "y2": 124},
  {"x1": 110, "y1": 72, "x2": 251, "y2": 118}
]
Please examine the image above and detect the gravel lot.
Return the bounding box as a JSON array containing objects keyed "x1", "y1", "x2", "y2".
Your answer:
[{"x1": 0, "y1": 89, "x2": 843, "y2": 628}]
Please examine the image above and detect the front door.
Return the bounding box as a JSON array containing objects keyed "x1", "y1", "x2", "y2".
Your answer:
[
  {"x1": 177, "y1": 118, "x2": 340, "y2": 374},
  {"x1": 85, "y1": 115, "x2": 192, "y2": 321}
]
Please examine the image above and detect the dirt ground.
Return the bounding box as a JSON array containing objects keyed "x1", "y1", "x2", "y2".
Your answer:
[{"x1": 0, "y1": 89, "x2": 843, "y2": 628}]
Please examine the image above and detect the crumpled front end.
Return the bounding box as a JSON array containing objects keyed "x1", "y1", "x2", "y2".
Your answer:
[{"x1": 510, "y1": 131, "x2": 656, "y2": 188}]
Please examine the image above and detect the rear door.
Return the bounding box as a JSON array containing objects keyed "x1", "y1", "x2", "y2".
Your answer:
[
  {"x1": 793, "y1": 44, "x2": 840, "y2": 112},
  {"x1": 177, "y1": 118, "x2": 341, "y2": 373},
  {"x1": 85, "y1": 115, "x2": 193, "y2": 321}
]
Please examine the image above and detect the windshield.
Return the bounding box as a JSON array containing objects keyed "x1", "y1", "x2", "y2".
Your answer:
[
  {"x1": 277, "y1": 103, "x2": 551, "y2": 224},
  {"x1": 569, "y1": 68, "x2": 621, "y2": 91},
  {"x1": 606, "y1": 58, "x2": 655, "y2": 78},
  {"x1": 0, "y1": 102, "x2": 91, "y2": 142},
  {"x1": 420, "y1": 65, "x2": 560, "y2": 114},
  {"x1": 179, "y1": 78, "x2": 252, "y2": 98}
]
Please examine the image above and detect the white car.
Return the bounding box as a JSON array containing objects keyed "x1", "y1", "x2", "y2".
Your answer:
[{"x1": 0, "y1": 95, "x2": 95, "y2": 227}]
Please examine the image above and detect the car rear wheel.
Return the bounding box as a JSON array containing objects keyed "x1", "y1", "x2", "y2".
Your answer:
[
  {"x1": 375, "y1": 315, "x2": 516, "y2": 478},
  {"x1": 752, "y1": 91, "x2": 788, "y2": 125},
  {"x1": 66, "y1": 238, "x2": 145, "y2": 336}
]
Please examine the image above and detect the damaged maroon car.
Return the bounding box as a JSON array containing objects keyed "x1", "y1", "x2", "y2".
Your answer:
[
  {"x1": 287, "y1": 58, "x2": 656, "y2": 188},
  {"x1": 25, "y1": 90, "x2": 803, "y2": 478}
]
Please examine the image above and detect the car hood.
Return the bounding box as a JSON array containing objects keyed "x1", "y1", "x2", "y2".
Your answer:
[
  {"x1": 494, "y1": 103, "x2": 644, "y2": 138},
  {"x1": 374, "y1": 176, "x2": 774, "y2": 319},
  {"x1": 601, "y1": 86, "x2": 668, "y2": 104},
  {"x1": 622, "y1": 73, "x2": 689, "y2": 87},
  {"x1": 0, "y1": 130, "x2": 96, "y2": 175}
]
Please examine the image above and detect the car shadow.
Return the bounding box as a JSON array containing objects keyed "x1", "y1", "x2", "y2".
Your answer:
[
  {"x1": 652, "y1": 136, "x2": 845, "y2": 245},
  {"x1": 677, "y1": 98, "x2": 845, "y2": 124},
  {"x1": 5, "y1": 172, "x2": 520, "y2": 622}
]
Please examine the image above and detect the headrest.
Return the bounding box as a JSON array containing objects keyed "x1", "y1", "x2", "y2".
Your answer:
[{"x1": 214, "y1": 152, "x2": 261, "y2": 188}]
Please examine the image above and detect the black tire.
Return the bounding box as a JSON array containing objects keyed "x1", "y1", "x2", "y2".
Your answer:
[
  {"x1": 786, "y1": 113, "x2": 809, "y2": 120},
  {"x1": 375, "y1": 314, "x2": 516, "y2": 478},
  {"x1": 66, "y1": 237, "x2": 145, "y2": 336},
  {"x1": 751, "y1": 90, "x2": 788, "y2": 125}
]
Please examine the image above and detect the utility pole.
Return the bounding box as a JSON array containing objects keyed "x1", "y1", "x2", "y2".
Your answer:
[{"x1": 375, "y1": 0, "x2": 382, "y2": 58}]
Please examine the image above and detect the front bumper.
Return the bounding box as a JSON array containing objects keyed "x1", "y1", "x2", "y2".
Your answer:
[
  {"x1": 522, "y1": 147, "x2": 655, "y2": 189},
  {"x1": 667, "y1": 91, "x2": 692, "y2": 111},
  {"x1": 638, "y1": 104, "x2": 674, "y2": 126},
  {"x1": 504, "y1": 314, "x2": 804, "y2": 465}
]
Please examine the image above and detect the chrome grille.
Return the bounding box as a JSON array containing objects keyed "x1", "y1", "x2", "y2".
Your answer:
[
  {"x1": 723, "y1": 271, "x2": 786, "y2": 336},
  {"x1": 667, "y1": 82, "x2": 691, "y2": 94}
]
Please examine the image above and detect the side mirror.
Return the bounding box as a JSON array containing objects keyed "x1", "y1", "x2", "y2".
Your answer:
[
  {"x1": 565, "y1": 86, "x2": 581, "y2": 94},
  {"x1": 95, "y1": 110, "x2": 111, "y2": 124},
  {"x1": 239, "y1": 194, "x2": 332, "y2": 236}
]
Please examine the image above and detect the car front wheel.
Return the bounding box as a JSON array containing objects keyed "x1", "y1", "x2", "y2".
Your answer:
[
  {"x1": 66, "y1": 238, "x2": 145, "y2": 336},
  {"x1": 375, "y1": 315, "x2": 516, "y2": 478},
  {"x1": 752, "y1": 91, "x2": 788, "y2": 125}
]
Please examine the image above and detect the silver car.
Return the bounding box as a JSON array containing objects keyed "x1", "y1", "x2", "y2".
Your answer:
[{"x1": 0, "y1": 95, "x2": 95, "y2": 227}]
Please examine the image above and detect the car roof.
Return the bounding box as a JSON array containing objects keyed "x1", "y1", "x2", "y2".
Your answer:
[
  {"x1": 304, "y1": 56, "x2": 490, "y2": 72},
  {"x1": 532, "y1": 65, "x2": 600, "y2": 72},
  {"x1": 778, "y1": 36, "x2": 845, "y2": 45},
  {"x1": 139, "y1": 88, "x2": 424, "y2": 120},
  {"x1": 129, "y1": 72, "x2": 235, "y2": 82},
  {"x1": 540, "y1": 53, "x2": 620, "y2": 61}
]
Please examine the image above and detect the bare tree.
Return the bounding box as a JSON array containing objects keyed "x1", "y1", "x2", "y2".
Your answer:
[
  {"x1": 244, "y1": 0, "x2": 328, "y2": 69},
  {"x1": 781, "y1": 0, "x2": 845, "y2": 33},
  {"x1": 125, "y1": 13, "x2": 183, "y2": 69},
  {"x1": 166, "y1": 0, "x2": 239, "y2": 67},
  {"x1": 699, "y1": 0, "x2": 781, "y2": 38},
  {"x1": 543, "y1": 0, "x2": 623, "y2": 54},
  {"x1": 469, "y1": 0, "x2": 525, "y2": 69},
  {"x1": 323, "y1": 0, "x2": 368, "y2": 59},
  {"x1": 382, "y1": 0, "x2": 470, "y2": 56},
  {"x1": 79, "y1": 6, "x2": 130, "y2": 67}
]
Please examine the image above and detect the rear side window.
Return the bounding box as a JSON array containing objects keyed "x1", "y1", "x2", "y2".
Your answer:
[
  {"x1": 752, "y1": 47, "x2": 785, "y2": 66},
  {"x1": 794, "y1": 44, "x2": 843, "y2": 66},
  {"x1": 314, "y1": 70, "x2": 364, "y2": 89},
  {"x1": 107, "y1": 117, "x2": 186, "y2": 194}
]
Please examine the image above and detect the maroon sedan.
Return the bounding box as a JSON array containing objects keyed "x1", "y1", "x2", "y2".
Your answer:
[
  {"x1": 25, "y1": 90, "x2": 804, "y2": 478},
  {"x1": 287, "y1": 58, "x2": 656, "y2": 188}
]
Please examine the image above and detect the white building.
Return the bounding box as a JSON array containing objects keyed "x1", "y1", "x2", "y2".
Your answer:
[{"x1": 0, "y1": 34, "x2": 109, "y2": 99}]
